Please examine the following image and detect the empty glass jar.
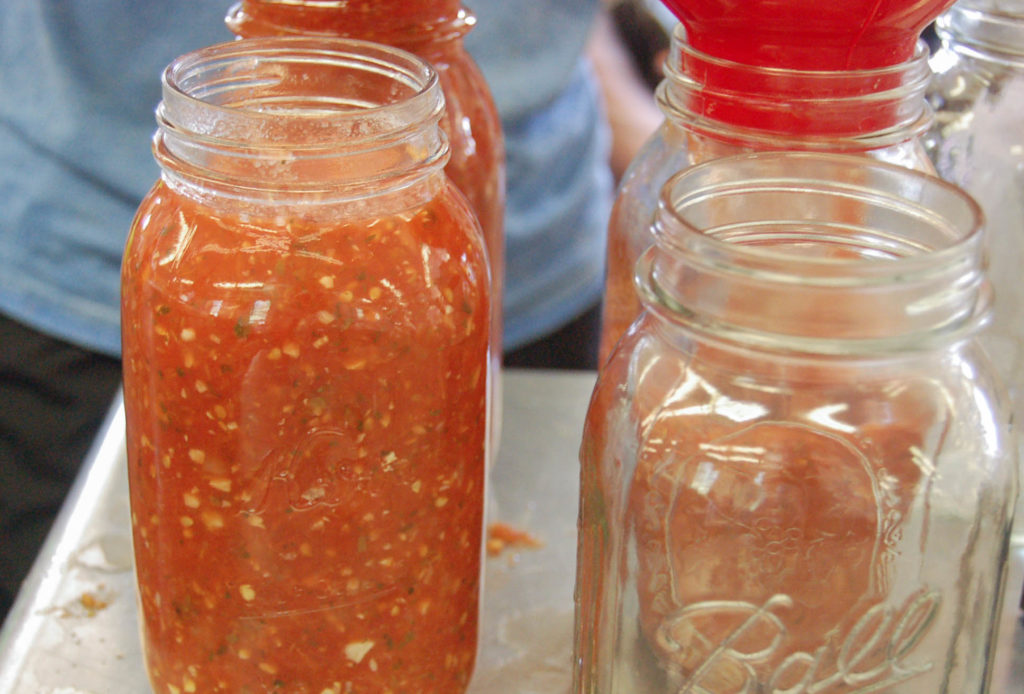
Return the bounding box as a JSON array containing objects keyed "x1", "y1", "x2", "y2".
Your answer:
[
  {"x1": 926, "y1": 0, "x2": 1024, "y2": 543},
  {"x1": 576, "y1": 152, "x2": 1016, "y2": 693}
]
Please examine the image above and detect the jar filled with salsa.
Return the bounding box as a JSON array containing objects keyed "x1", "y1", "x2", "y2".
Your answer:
[
  {"x1": 121, "y1": 37, "x2": 490, "y2": 694},
  {"x1": 597, "y1": 26, "x2": 937, "y2": 363},
  {"x1": 575, "y1": 152, "x2": 1016, "y2": 693},
  {"x1": 226, "y1": 0, "x2": 506, "y2": 396}
]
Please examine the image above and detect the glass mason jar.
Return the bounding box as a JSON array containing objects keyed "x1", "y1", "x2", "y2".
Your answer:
[
  {"x1": 598, "y1": 27, "x2": 937, "y2": 364},
  {"x1": 575, "y1": 153, "x2": 1016, "y2": 693},
  {"x1": 226, "y1": 0, "x2": 506, "y2": 375},
  {"x1": 926, "y1": 0, "x2": 1024, "y2": 544},
  {"x1": 121, "y1": 38, "x2": 490, "y2": 694}
]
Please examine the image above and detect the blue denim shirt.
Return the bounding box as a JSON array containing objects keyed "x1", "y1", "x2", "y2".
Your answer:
[
  {"x1": 0, "y1": 0, "x2": 610, "y2": 355},
  {"x1": 467, "y1": 0, "x2": 611, "y2": 349},
  {"x1": 0, "y1": 1, "x2": 233, "y2": 356}
]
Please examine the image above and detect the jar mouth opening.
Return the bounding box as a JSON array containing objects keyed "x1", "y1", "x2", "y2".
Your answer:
[
  {"x1": 655, "y1": 152, "x2": 984, "y2": 285},
  {"x1": 153, "y1": 37, "x2": 449, "y2": 203},
  {"x1": 943, "y1": 0, "x2": 1024, "y2": 24},
  {"x1": 638, "y1": 250, "x2": 993, "y2": 357},
  {"x1": 159, "y1": 36, "x2": 443, "y2": 150},
  {"x1": 660, "y1": 26, "x2": 933, "y2": 139},
  {"x1": 656, "y1": 95, "x2": 934, "y2": 151},
  {"x1": 937, "y1": 0, "x2": 1024, "y2": 63},
  {"x1": 642, "y1": 152, "x2": 990, "y2": 354}
]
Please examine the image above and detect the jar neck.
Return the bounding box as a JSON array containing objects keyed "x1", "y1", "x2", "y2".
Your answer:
[
  {"x1": 154, "y1": 37, "x2": 449, "y2": 209},
  {"x1": 639, "y1": 153, "x2": 989, "y2": 357},
  {"x1": 935, "y1": 0, "x2": 1024, "y2": 69},
  {"x1": 225, "y1": 0, "x2": 473, "y2": 48},
  {"x1": 659, "y1": 26, "x2": 933, "y2": 145}
]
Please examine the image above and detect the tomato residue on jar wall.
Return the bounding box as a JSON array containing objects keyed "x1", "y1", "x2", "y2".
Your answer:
[{"x1": 122, "y1": 180, "x2": 489, "y2": 693}]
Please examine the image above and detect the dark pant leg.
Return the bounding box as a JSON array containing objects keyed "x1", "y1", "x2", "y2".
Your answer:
[
  {"x1": 502, "y1": 303, "x2": 602, "y2": 371},
  {"x1": 0, "y1": 315, "x2": 121, "y2": 624}
]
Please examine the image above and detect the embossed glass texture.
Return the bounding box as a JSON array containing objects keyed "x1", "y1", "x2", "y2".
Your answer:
[
  {"x1": 926, "y1": 0, "x2": 1024, "y2": 543},
  {"x1": 598, "y1": 26, "x2": 938, "y2": 364},
  {"x1": 575, "y1": 153, "x2": 1017, "y2": 693}
]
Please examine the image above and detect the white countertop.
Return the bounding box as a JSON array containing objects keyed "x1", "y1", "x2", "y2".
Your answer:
[{"x1": 0, "y1": 369, "x2": 1020, "y2": 693}]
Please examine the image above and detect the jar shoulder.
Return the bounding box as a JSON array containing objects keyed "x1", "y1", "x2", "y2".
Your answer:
[
  {"x1": 122, "y1": 180, "x2": 490, "y2": 321},
  {"x1": 591, "y1": 329, "x2": 1013, "y2": 476}
]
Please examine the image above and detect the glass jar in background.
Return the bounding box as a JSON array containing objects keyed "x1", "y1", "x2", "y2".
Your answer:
[
  {"x1": 121, "y1": 37, "x2": 490, "y2": 694},
  {"x1": 597, "y1": 26, "x2": 937, "y2": 364},
  {"x1": 926, "y1": 0, "x2": 1024, "y2": 544},
  {"x1": 226, "y1": 0, "x2": 506, "y2": 393},
  {"x1": 575, "y1": 153, "x2": 1016, "y2": 693}
]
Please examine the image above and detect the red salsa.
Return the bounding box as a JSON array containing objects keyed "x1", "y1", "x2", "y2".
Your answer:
[
  {"x1": 122, "y1": 179, "x2": 489, "y2": 693},
  {"x1": 227, "y1": 0, "x2": 506, "y2": 358}
]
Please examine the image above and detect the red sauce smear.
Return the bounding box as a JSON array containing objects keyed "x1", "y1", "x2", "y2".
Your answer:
[{"x1": 486, "y1": 522, "x2": 544, "y2": 557}]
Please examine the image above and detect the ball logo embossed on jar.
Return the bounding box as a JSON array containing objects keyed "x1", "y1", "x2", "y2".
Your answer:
[
  {"x1": 632, "y1": 421, "x2": 932, "y2": 692},
  {"x1": 651, "y1": 588, "x2": 940, "y2": 693}
]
